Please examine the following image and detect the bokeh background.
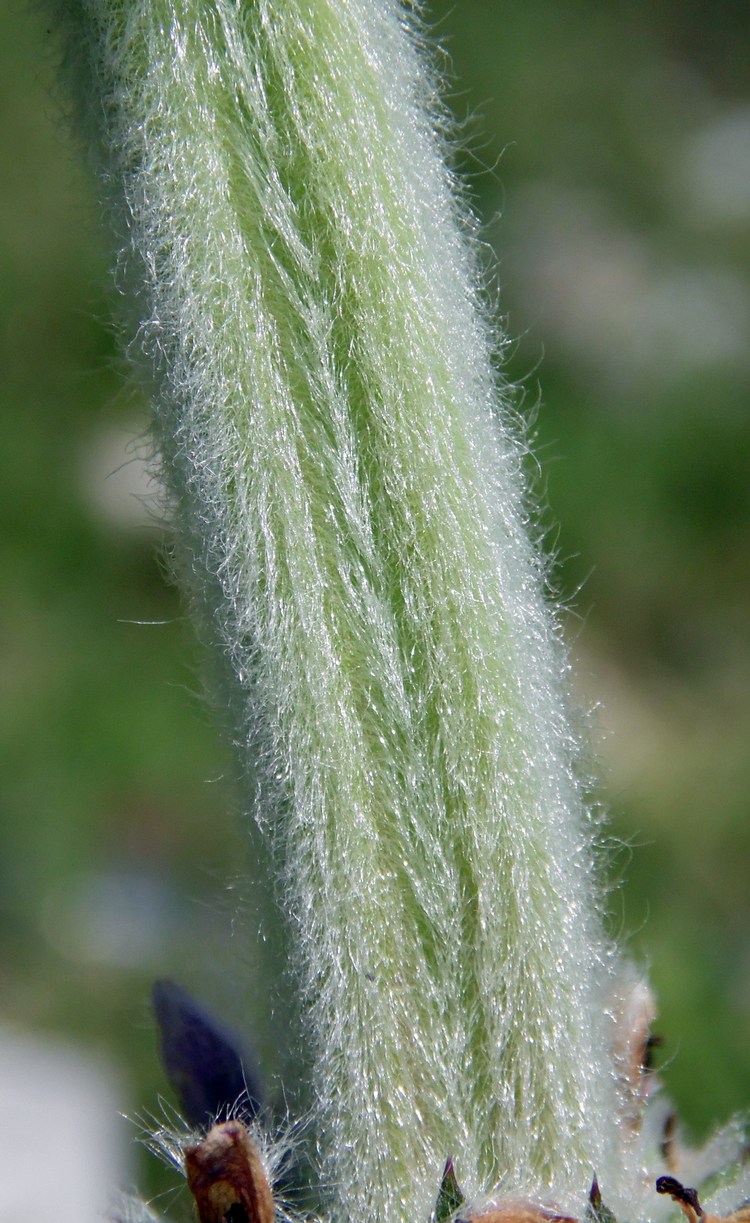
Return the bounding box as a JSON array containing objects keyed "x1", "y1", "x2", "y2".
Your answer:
[{"x1": 2, "y1": 0, "x2": 749, "y2": 1211}]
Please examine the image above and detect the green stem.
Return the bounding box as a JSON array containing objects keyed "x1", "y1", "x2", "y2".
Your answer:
[{"x1": 56, "y1": 1, "x2": 621, "y2": 1219}]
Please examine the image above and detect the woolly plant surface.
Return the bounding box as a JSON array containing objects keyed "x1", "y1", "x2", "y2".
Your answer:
[{"x1": 55, "y1": 1, "x2": 626, "y2": 1221}]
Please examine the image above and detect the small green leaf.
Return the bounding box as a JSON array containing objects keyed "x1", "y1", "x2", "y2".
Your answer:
[
  {"x1": 587, "y1": 1177, "x2": 618, "y2": 1223},
  {"x1": 434, "y1": 1158, "x2": 464, "y2": 1223}
]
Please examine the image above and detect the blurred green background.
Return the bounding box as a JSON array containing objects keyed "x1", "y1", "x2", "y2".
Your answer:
[{"x1": 1, "y1": 0, "x2": 749, "y2": 1199}]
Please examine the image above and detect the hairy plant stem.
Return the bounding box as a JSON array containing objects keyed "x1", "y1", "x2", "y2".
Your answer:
[{"x1": 55, "y1": 2, "x2": 623, "y2": 1220}]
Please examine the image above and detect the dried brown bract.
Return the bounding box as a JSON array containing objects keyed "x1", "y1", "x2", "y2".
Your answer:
[
  {"x1": 612, "y1": 975, "x2": 660, "y2": 1134},
  {"x1": 458, "y1": 1199, "x2": 578, "y2": 1223},
  {"x1": 656, "y1": 1175, "x2": 750, "y2": 1223},
  {"x1": 185, "y1": 1120, "x2": 275, "y2": 1223}
]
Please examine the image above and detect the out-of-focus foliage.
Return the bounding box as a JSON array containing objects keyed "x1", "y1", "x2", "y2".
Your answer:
[{"x1": 1, "y1": 0, "x2": 748, "y2": 1193}]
